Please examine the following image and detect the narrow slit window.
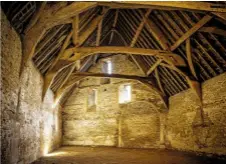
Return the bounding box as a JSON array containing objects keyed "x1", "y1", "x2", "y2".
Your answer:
[
  {"x1": 103, "y1": 60, "x2": 112, "y2": 74},
  {"x1": 119, "y1": 84, "x2": 131, "y2": 104},
  {"x1": 88, "y1": 89, "x2": 97, "y2": 109}
]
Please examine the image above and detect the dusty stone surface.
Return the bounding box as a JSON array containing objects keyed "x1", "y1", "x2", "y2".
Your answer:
[
  {"x1": 63, "y1": 55, "x2": 166, "y2": 148},
  {"x1": 1, "y1": 11, "x2": 62, "y2": 164},
  {"x1": 166, "y1": 72, "x2": 226, "y2": 155},
  {"x1": 32, "y1": 146, "x2": 226, "y2": 164}
]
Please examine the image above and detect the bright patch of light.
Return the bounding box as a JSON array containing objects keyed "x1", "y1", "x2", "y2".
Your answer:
[
  {"x1": 107, "y1": 61, "x2": 112, "y2": 74},
  {"x1": 119, "y1": 84, "x2": 131, "y2": 103},
  {"x1": 45, "y1": 151, "x2": 67, "y2": 157},
  {"x1": 44, "y1": 145, "x2": 49, "y2": 156},
  {"x1": 52, "y1": 96, "x2": 61, "y2": 108}
]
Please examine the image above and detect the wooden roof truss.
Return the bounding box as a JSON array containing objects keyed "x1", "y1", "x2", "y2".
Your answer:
[{"x1": 2, "y1": 1, "x2": 226, "y2": 108}]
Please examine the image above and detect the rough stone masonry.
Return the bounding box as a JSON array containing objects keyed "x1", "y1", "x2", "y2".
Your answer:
[
  {"x1": 1, "y1": 11, "x2": 62, "y2": 164},
  {"x1": 1, "y1": 6, "x2": 226, "y2": 164},
  {"x1": 63, "y1": 54, "x2": 226, "y2": 155}
]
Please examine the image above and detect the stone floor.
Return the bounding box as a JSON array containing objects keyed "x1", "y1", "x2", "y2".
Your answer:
[{"x1": 33, "y1": 146, "x2": 226, "y2": 164}]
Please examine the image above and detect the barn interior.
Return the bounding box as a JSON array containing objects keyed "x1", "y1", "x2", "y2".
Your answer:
[{"x1": 1, "y1": 1, "x2": 226, "y2": 164}]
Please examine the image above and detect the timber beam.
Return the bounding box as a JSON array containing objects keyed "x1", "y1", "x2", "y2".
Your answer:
[
  {"x1": 199, "y1": 26, "x2": 226, "y2": 37},
  {"x1": 71, "y1": 72, "x2": 149, "y2": 81},
  {"x1": 146, "y1": 59, "x2": 163, "y2": 76},
  {"x1": 170, "y1": 15, "x2": 213, "y2": 51},
  {"x1": 62, "y1": 46, "x2": 186, "y2": 66},
  {"x1": 55, "y1": 72, "x2": 169, "y2": 109},
  {"x1": 160, "y1": 63, "x2": 202, "y2": 101},
  {"x1": 98, "y1": 2, "x2": 226, "y2": 13},
  {"x1": 42, "y1": 8, "x2": 109, "y2": 99},
  {"x1": 22, "y1": 2, "x2": 97, "y2": 77}
]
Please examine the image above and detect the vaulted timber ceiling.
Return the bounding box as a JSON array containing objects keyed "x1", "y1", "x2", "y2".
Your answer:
[{"x1": 2, "y1": 1, "x2": 226, "y2": 107}]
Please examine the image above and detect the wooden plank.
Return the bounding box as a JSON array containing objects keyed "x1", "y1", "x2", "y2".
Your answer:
[
  {"x1": 138, "y1": 10, "x2": 169, "y2": 50},
  {"x1": 96, "y1": 19, "x2": 102, "y2": 46},
  {"x1": 24, "y1": 2, "x2": 47, "y2": 33},
  {"x1": 62, "y1": 46, "x2": 186, "y2": 66},
  {"x1": 72, "y1": 15, "x2": 79, "y2": 46},
  {"x1": 140, "y1": 80, "x2": 168, "y2": 109},
  {"x1": 130, "y1": 9, "x2": 152, "y2": 47},
  {"x1": 93, "y1": 12, "x2": 104, "y2": 65},
  {"x1": 42, "y1": 31, "x2": 73, "y2": 100},
  {"x1": 72, "y1": 72, "x2": 148, "y2": 80},
  {"x1": 78, "y1": 8, "x2": 109, "y2": 46},
  {"x1": 72, "y1": 72, "x2": 164, "y2": 96},
  {"x1": 109, "y1": 9, "x2": 119, "y2": 44},
  {"x1": 129, "y1": 9, "x2": 152, "y2": 75},
  {"x1": 146, "y1": 59, "x2": 162, "y2": 76},
  {"x1": 55, "y1": 77, "x2": 84, "y2": 100},
  {"x1": 154, "y1": 68, "x2": 165, "y2": 95},
  {"x1": 213, "y1": 12, "x2": 226, "y2": 21},
  {"x1": 99, "y1": 2, "x2": 226, "y2": 13},
  {"x1": 160, "y1": 63, "x2": 202, "y2": 101},
  {"x1": 55, "y1": 72, "x2": 162, "y2": 100},
  {"x1": 199, "y1": 26, "x2": 226, "y2": 37},
  {"x1": 48, "y1": 2, "x2": 98, "y2": 27},
  {"x1": 22, "y1": 2, "x2": 97, "y2": 77},
  {"x1": 170, "y1": 15, "x2": 212, "y2": 51},
  {"x1": 47, "y1": 31, "x2": 73, "y2": 73},
  {"x1": 186, "y1": 39, "x2": 197, "y2": 79},
  {"x1": 55, "y1": 8, "x2": 109, "y2": 96},
  {"x1": 42, "y1": 8, "x2": 108, "y2": 99}
]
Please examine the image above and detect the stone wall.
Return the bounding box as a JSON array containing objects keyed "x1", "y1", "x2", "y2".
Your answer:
[
  {"x1": 1, "y1": 11, "x2": 62, "y2": 164},
  {"x1": 63, "y1": 55, "x2": 166, "y2": 148},
  {"x1": 166, "y1": 72, "x2": 226, "y2": 155}
]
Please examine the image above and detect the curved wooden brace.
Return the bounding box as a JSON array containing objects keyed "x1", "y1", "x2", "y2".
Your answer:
[
  {"x1": 62, "y1": 46, "x2": 186, "y2": 66},
  {"x1": 42, "y1": 9, "x2": 109, "y2": 99},
  {"x1": 21, "y1": 2, "x2": 97, "y2": 77},
  {"x1": 55, "y1": 72, "x2": 169, "y2": 109},
  {"x1": 160, "y1": 63, "x2": 202, "y2": 102}
]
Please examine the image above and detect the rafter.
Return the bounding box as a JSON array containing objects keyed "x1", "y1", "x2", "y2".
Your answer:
[
  {"x1": 137, "y1": 10, "x2": 169, "y2": 50},
  {"x1": 77, "y1": 8, "x2": 109, "y2": 46},
  {"x1": 55, "y1": 8, "x2": 109, "y2": 97},
  {"x1": 146, "y1": 59, "x2": 163, "y2": 76},
  {"x1": 129, "y1": 9, "x2": 152, "y2": 75},
  {"x1": 57, "y1": 15, "x2": 80, "y2": 96},
  {"x1": 93, "y1": 9, "x2": 104, "y2": 65},
  {"x1": 24, "y1": 2, "x2": 47, "y2": 33},
  {"x1": 213, "y1": 12, "x2": 226, "y2": 21},
  {"x1": 72, "y1": 15, "x2": 79, "y2": 46},
  {"x1": 170, "y1": 14, "x2": 212, "y2": 51},
  {"x1": 199, "y1": 26, "x2": 226, "y2": 37},
  {"x1": 62, "y1": 46, "x2": 186, "y2": 66},
  {"x1": 42, "y1": 8, "x2": 109, "y2": 99},
  {"x1": 22, "y1": 2, "x2": 97, "y2": 77},
  {"x1": 130, "y1": 9, "x2": 152, "y2": 47},
  {"x1": 160, "y1": 63, "x2": 202, "y2": 101},
  {"x1": 55, "y1": 76, "x2": 85, "y2": 100},
  {"x1": 109, "y1": 9, "x2": 119, "y2": 44}
]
